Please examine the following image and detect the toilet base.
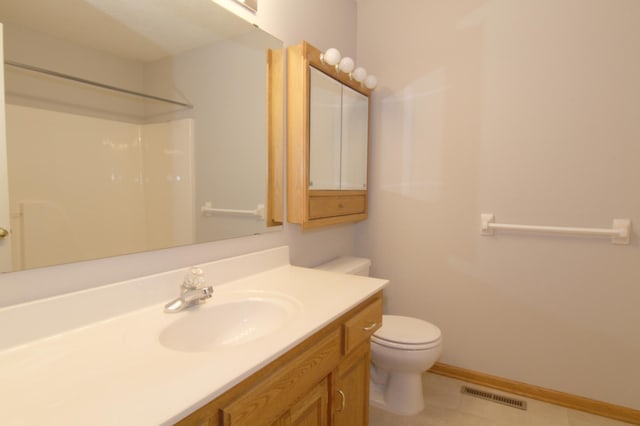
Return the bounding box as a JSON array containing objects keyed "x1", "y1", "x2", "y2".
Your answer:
[{"x1": 369, "y1": 372, "x2": 425, "y2": 416}]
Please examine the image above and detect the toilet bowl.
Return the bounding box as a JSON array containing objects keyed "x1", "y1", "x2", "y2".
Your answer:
[
  {"x1": 314, "y1": 256, "x2": 443, "y2": 416},
  {"x1": 370, "y1": 315, "x2": 442, "y2": 415}
]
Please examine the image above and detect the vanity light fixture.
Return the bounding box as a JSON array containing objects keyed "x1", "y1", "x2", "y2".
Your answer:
[
  {"x1": 350, "y1": 67, "x2": 367, "y2": 83},
  {"x1": 320, "y1": 47, "x2": 378, "y2": 90},
  {"x1": 320, "y1": 47, "x2": 341, "y2": 66},
  {"x1": 338, "y1": 57, "x2": 355, "y2": 73},
  {"x1": 363, "y1": 74, "x2": 378, "y2": 90},
  {"x1": 350, "y1": 67, "x2": 378, "y2": 90}
]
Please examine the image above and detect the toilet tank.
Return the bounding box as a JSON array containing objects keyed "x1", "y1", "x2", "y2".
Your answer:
[{"x1": 314, "y1": 256, "x2": 371, "y2": 276}]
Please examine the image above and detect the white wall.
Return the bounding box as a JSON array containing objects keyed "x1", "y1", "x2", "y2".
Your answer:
[
  {"x1": 356, "y1": 0, "x2": 640, "y2": 409},
  {"x1": 0, "y1": 0, "x2": 359, "y2": 306},
  {"x1": 255, "y1": 0, "x2": 357, "y2": 59}
]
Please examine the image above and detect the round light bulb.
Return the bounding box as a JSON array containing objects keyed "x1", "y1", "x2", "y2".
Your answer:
[
  {"x1": 350, "y1": 67, "x2": 367, "y2": 82},
  {"x1": 321, "y1": 48, "x2": 341, "y2": 66},
  {"x1": 363, "y1": 74, "x2": 378, "y2": 89},
  {"x1": 337, "y1": 57, "x2": 355, "y2": 73}
]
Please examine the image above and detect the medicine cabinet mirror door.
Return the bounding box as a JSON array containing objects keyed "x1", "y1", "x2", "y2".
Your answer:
[
  {"x1": 309, "y1": 67, "x2": 342, "y2": 190},
  {"x1": 340, "y1": 85, "x2": 368, "y2": 190},
  {"x1": 308, "y1": 68, "x2": 368, "y2": 191}
]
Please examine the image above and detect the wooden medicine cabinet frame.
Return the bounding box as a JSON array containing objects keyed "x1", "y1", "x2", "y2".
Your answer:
[
  {"x1": 286, "y1": 41, "x2": 372, "y2": 229},
  {"x1": 266, "y1": 47, "x2": 284, "y2": 227}
]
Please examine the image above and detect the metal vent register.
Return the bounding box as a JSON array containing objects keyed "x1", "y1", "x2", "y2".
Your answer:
[{"x1": 461, "y1": 386, "x2": 528, "y2": 410}]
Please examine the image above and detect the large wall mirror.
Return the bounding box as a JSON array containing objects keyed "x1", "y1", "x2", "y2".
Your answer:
[{"x1": 0, "y1": 0, "x2": 283, "y2": 272}]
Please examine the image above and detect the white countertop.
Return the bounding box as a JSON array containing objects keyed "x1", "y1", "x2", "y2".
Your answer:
[{"x1": 0, "y1": 247, "x2": 387, "y2": 425}]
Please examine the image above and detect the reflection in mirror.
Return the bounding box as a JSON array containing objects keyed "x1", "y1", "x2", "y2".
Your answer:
[
  {"x1": 340, "y1": 86, "x2": 368, "y2": 189},
  {"x1": 233, "y1": 0, "x2": 258, "y2": 14},
  {"x1": 0, "y1": 0, "x2": 283, "y2": 272},
  {"x1": 309, "y1": 68, "x2": 368, "y2": 191},
  {"x1": 309, "y1": 67, "x2": 342, "y2": 190}
]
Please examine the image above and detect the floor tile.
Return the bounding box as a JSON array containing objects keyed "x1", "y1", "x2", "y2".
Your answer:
[
  {"x1": 567, "y1": 408, "x2": 635, "y2": 426},
  {"x1": 368, "y1": 373, "x2": 635, "y2": 426}
]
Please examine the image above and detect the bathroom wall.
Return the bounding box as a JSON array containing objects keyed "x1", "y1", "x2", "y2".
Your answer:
[
  {"x1": 0, "y1": 0, "x2": 359, "y2": 306},
  {"x1": 356, "y1": 0, "x2": 640, "y2": 409}
]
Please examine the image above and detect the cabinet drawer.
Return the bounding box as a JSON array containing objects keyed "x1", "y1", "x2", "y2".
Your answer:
[
  {"x1": 343, "y1": 298, "x2": 382, "y2": 354},
  {"x1": 308, "y1": 195, "x2": 365, "y2": 219},
  {"x1": 221, "y1": 329, "x2": 341, "y2": 426}
]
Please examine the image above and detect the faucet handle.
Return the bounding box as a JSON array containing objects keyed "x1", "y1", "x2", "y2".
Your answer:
[
  {"x1": 202, "y1": 285, "x2": 214, "y2": 299},
  {"x1": 182, "y1": 266, "x2": 206, "y2": 291}
]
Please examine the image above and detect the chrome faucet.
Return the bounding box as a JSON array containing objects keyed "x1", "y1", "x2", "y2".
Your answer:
[{"x1": 164, "y1": 267, "x2": 213, "y2": 313}]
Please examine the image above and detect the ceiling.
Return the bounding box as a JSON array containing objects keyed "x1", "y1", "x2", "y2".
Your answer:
[{"x1": 0, "y1": 0, "x2": 252, "y2": 62}]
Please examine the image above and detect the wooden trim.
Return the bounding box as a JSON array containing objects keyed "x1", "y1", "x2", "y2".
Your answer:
[
  {"x1": 308, "y1": 189, "x2": 367, "y2": 197},
  {"x1": 266, "y1": 48, "x2": 284, "y2": 226},
  {"x1": 285, "y1": 42, "x2": 309, "y2": 225},
  {"x1": 430, "y1": 363, "x2": 640, "y2": 424},
  {"x1": 300, "y1": 213, "x2": 368, "y2": 230}
]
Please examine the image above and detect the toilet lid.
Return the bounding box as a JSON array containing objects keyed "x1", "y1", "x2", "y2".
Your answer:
[{"x1": 373, "y1": 315, "x2": 441, "y2": 346}]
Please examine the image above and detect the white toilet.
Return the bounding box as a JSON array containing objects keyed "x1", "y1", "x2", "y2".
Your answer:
[{"x1": 315, "y1": 257, "x2": 443, "y2": 416}]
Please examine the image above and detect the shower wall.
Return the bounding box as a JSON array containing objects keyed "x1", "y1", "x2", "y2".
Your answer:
[{"x1": 6, "y1": 104, "x2": 193, "y2": 270}]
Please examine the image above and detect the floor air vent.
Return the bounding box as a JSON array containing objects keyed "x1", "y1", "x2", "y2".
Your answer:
[{"x1": 460, "y1": 385, "x2": 527, "y2": 410}]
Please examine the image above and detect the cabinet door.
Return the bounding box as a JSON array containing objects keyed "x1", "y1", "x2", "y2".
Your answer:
[
  {"x1": 340, "y1": 86, "x2": 368, "y2": 190},
  {"x1": 221, "y1": 330, "x2": 340, "y2": 426},
  {"x1": 334, "y1": 342, "x2": 370, "y2": 426},
  {"x1": 290, "y1": 378, "x2": 329, "y2": 426},
  {"x1": 309, "y1": 67, "x2": 342, "y2": 190}
]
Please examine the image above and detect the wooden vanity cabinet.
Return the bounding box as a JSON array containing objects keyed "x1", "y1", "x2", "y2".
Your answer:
[
  {"x1": 334, "y1": 296, "x2": 382, "y2": 426},
  {"x1": 288, "y1": 377, "x2": 330, "y2": 425},
  {"x1": 286, "y1": 41, "x2": 372, "y2": 229},
  {"x1": 176, "y1": 292, "x2": 382, "y2": 426},
  {"x1": 333, "y1": 341, "x2": 370, "y2": 426}
]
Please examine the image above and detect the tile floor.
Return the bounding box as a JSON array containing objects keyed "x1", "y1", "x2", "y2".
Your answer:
[{"x1": 369, "y1": 373, "x2": 635, "y2": 426}]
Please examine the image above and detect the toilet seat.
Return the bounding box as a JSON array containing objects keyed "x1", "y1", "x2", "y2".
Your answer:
[{"x1": 372, "y1": 315, "x2": 442, "y2": 350}]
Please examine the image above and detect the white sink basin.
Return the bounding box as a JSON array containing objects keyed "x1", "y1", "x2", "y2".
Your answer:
[{"x1": 159, "y1": 291, "x2": 301, "y2": 352}]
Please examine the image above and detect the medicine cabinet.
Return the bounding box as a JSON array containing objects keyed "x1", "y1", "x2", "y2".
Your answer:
[{"x1": 287, "y1": 41, "x2": 371, "y2": 229}]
